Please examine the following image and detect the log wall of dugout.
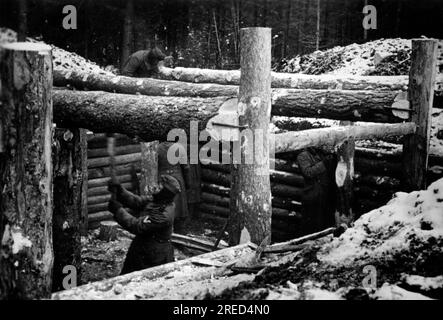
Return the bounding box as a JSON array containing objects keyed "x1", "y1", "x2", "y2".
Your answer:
[{"x1": 85, "y1": 131, "x2": 412, "y2": 241}]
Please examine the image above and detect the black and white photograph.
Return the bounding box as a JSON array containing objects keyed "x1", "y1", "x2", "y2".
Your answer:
[{"x1": 0, "y1": 0, "x2": 442, "y2": 308}]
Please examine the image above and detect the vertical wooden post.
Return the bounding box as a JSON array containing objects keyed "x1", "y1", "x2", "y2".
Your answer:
[
  {"x1": 229, "y1": 28, "x2": 272, "y2": 246},
  {"x1": 334, "y1": 121, "x2": 355, "y2": 227},
  {"x1": 52, "y1": 128, "x2": 87, "y2": 292},
  {"x1": 0, "y1": 42, "x2": 53, "y2": 299},
  {"x1": 140, "y1": 141, "x2": 160, "y2": 196},
  {"x1": 80, "y1": 130, "x2": 89, "y2": 234},
  {"x1": 403, "y1": 39, "x2": 438, "y2": 191}
]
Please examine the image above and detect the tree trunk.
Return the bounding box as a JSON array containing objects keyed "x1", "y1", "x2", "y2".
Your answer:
[
  {"x1": 140, "y1": 141, "x2": 160, "y2": 195},
  {"x1": 53, "y1": 90, "x2": 229, "y2": 142},
  {"x1": 403, "y1": 40, "x2": 438, "y2": 191},
  {"x1": 334, "y1": 122, "x2": 355, "y2": 227},
  {"x1": 316, "y1": 0, "x2": 321, "y2": 50},
  {"x1": 17, "y1": 0, "x2": 28, "y2": 41},
  {"x1": 52, "y1": 88, "x2": 408, "y2": 144},
  {"x1": 121, "y1": 0, "x2": 134, "y2": 68},
  {"x1": 0, "y1": 42, "x2": 54, "y2": 299},
  {"x1": 52, "y1": 128, "x2": 87, "y2": 292},
  {"x1": 155, "y1": 65, "x2": 408, "y2": 90},
  {"x1": 229, "y1": 28, "x2": 272, "y2": 246},
  {"x1": 274, "y1": 122, "x2": 415, "y2": 154}
]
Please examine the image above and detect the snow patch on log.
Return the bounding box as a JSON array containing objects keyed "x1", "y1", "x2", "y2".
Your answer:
[
  {"x1": 319, "y1": 178, "x2": 443, "y2": 265},
  {"x1": 1, "y1": 225, "x2": 33, "y2": 254},
  {"x1": 372, "y1": 283, "x2": 433, "y2": 300}
]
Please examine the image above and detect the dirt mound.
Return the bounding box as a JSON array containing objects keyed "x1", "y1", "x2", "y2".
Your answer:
[
  {"x1": 0, "y1": 27, "x2": 114, "y2": 76},
  {"x1": 274, "y1": 38, "x2": 412, "y2": 76},
  {"x1": 212, "y1": 178, "x2": 443, "y2": 300}
]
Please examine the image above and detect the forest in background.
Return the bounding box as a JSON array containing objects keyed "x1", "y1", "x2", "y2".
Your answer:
[{"x1": 1, "y1": 0, "x2": 443, "y2": 70}]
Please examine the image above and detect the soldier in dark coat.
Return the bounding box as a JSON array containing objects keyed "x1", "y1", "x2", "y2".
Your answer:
[
  {"x1": 121, "y1": 47, "x2": 166, "y2": 77},
  {"x1": 296, "y1": 147, "x2": 336, "y2": 233},
  {"x1": 108, "y1": 175, "x2": 181, "y2": 274}
]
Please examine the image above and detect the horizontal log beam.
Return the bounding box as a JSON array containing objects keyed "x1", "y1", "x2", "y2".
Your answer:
[
  {"x1": 274, "y1": 123, "x2": 416, "y2": 153},
  {"x1": 88, "y1": 162, "x2": 141, "y2": 180},
  {"x1": 53, "y1": 89, "x2": 408, "y2": 142},
  {"x1": 88, "y1": 144, "x2": 141, "y2": 158},
  {"x1": 88, "y1": 153, "x2": 141, "y2": 169},
  {"x1": 54, "y1": 69, "x2": 238, "y2": 98},
  {"x1": 156, "y1": 66, "x2": 409, "y2": 91}
]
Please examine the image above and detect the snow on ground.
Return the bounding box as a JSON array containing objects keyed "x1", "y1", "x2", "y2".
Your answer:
[
  {"x1": 402, "y1": 274, "x2": 443, "y2": 291},
  {"x1": 0, "y1": 27, "x2": 114, "y2": 76},
  {"x1": 319, "y1": 178, "x2": 443, "y2": 265},
  {"x1": 372, "y1": 283, "x2": 433, "y2": 300},
  {"x1": 277, "y1": 38, "x2": 411, "y2": 76}
]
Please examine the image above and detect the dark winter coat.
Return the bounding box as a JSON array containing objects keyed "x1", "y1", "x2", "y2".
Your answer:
[
  {"x1": 121, "y1": 50, "x2": 157, "y2": 77},
  {"x1": 114, "y1": 187, "x2": 175, "y2": 274},
  {"x1": 296, "y1": 148, "x2": 335, "y2": 232}
]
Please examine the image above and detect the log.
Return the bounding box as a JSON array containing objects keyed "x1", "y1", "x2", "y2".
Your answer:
[
  {"x1": 52, "y1": 88, "x2": 408, "y2": 143},
  {"x1": 266, "y1": 227, "x2": 335, "y2": 253},
  {"x1": 88, "y1": 144, "x2": 141, "y2": 158},
  {"x1": 88, "y1": 174, "x2": 133, "y2": 188},
  {"x1": 88, "y1": 194, "x2": 111, "y2": 206},
  {"x1": 88, "y1": 182, "x2": 133, "y2": 197},
  {"x1": 0, "y1": 42, "x2": 54, "y2": 299},
  {"x1": 98, "y1": 221, "x2": 118, "y2": 242},
  {"x1": 51, "y1": 242, "x2": 253, "y2": 300},
  {"x1": 202, "y1": 162, "x2": 305, "y2": 186},
  {"x1": 274, "y1": 123, "x2": 416, "y2": 154},
  {"x1": 403, "y1": 40, "x2": 438, "y2": 191},
  {"x1": 87, "y1": 133, "x2": 137, "y2": 149},
  {"x1": 89, "y1": 211, "x2": 113, "y2": 224},
  {"x1": 52, "y1": 128, "x2": 86, "y2": 292},
  {"x1": 53, "y1": 90, "x2": 229, "y2": 142},
  {"x1": 200, "y1": 200, "x2": 295, "y2": 220},
  {"x1": 87, "y1": 202, "x2": 109, "y2": 214},
  {"x1": 201, "y1": 168, "x2": 303, "y2": 198},
  {"x1": 156, "y1": 65, "x2": 409, "y2": 91},
  {"x1": 201, "y1": 192, "x2": 300, "y2": 215},
  {"x1": 88, "y1": 152, "x2": 141, "y2": 169},
  {"x1": 54, "y1": 69, "x2": 239, "y2": 98},
  {"x1": 88, "y1": 162, "x2": 141, "y2": 179},
  {"x1": 334, "y1": 122, "x2": 355, "y2": 227},
  {"x1": 140, "y1": 141, "x2": 160, "y2": 195},
  {"x1": 355, "y1": 157, "x2": 402, "y2": 177}
]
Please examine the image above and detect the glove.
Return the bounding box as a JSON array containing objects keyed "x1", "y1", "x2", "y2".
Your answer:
[
  {"x1": 107, "y1": 180, "x2": 122, "y2": 195},
  {"x1": 108, "y1": 198, "x2": 122, "y2": 214}
]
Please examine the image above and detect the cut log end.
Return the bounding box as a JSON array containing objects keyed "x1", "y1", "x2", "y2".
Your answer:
[{"x1": 98, "y1": 221, "x2": 119, "y2": 242}]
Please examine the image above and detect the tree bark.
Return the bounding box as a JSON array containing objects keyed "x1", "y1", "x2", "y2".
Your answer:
[
  {"x1": 52, "y1": 88, "x2": 408, "y2": 144},
  {"x1": 0, "y1": 42, "x2": 54, "y2": 299},
  {"x1": 121, "y1": 0, "x2": 134, "y2": 68},
  {"x1": 334, "y1": 122, "x2": 355, "y2": 227},
  {"x1": 155, "y1": 66, "x2": 408, "y2": 90},
  {"x1": 228, "y1": 29, "x2": 272, "y2": 246},
  {"x1": 52, "y1": 128, "x2": 86, "y2": 292},
  {"x1": 17, "y1": 0, "x2": 28, "y2": 41},
  {"x1": 140, "y1": 141, "x2": 160, "y2": 195},
  {"x1": 274, "y1": 123, "x2": 415, "y2": 154},
  {"x1": 53, "y1": 90, "x2": 229, "y2": 142}
]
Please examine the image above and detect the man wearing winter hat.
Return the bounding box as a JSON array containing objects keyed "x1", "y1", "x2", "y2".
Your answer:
[
  {"x1": 121, "y1": 47, "x2": 170, "y2": 77},
  {"x1": 108, "y1": 174, "x2": 181, "y2": 274}
]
